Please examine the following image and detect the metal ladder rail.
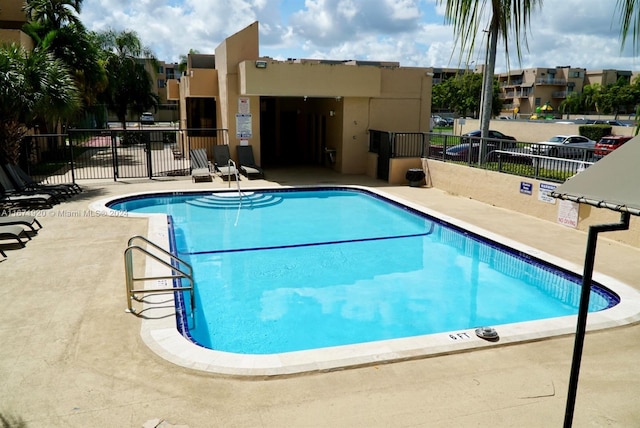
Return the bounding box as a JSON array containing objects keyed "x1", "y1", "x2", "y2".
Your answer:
[
  {"x1": 226, "y1": 158, "x2": 242, "y2": 191},
  {"x1": 124, "y1": 235, "x2": 195, "y2": 315},
  {"x1": 226, "y1": 159, "x2": 246, "y2": 226}
]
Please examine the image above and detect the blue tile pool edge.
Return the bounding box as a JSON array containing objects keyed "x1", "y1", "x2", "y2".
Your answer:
[{"x1": 90, "y1": 185, "x2": 640, "y2": 377}]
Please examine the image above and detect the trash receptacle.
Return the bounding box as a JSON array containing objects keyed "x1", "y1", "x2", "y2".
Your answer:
[{"x1": 406, "y1": 168, "x2": 425, "y2": 187}]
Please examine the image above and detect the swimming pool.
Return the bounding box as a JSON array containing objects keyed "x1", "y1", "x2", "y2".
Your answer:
[{"x1": 96, "y1": 186, "x2": 640, "y2": 375}]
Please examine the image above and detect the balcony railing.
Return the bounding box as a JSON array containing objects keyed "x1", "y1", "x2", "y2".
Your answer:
[{"x1": 535, "y1": 78, "x2": 568, "y2": 85}]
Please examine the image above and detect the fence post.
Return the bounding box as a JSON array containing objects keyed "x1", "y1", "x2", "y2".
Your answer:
[
  {"x1": 146, "y1": 137, "x2": 153, "y2": 179},
  {"x1": 111, "y1": 130, "x2": 119, "y2": 181},
  {"x1": 67, "y1": 131, "x2": 76, "y2": 184}
]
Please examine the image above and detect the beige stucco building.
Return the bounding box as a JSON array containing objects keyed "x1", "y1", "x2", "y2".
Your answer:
[
  {"x1": 142, "y1": 60, "x2": 180, "y2": 123},
  {"x1": 497, "y1": 66, "x2": 588, "y2": 116},
  {"x1": 0, "y1": 0, "x2": 32, "y2": 50},
  {"x1": 168, "y1": 22, "x2": 434, "y2": 176}
]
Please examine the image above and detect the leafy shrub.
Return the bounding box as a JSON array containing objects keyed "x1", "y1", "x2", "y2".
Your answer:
[{"x1": 579, "y1": 125, "x2": 612, "y2": 141}]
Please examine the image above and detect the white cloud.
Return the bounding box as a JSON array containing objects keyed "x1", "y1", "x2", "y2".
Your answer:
[{"x1": 77, "y1": 0, "x2": 640, "y2": 71}]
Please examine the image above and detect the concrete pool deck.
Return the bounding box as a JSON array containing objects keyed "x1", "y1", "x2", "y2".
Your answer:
[{"x1": 2, "y1": 167, "x2": 640, "y2": 427}]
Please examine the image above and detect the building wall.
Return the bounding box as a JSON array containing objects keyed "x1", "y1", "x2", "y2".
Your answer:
[
  {"x1": 0, "y1": 0, "x2": 27, "y2": 25},
  {"x1": 0, "y1": 29, "x2": 33, "y2": 49},
  {"x1": 341, "y1": 98, "x2": 369, "y2": 173},
  {"x1": 0, "y1": 0, "x2": 32, "y2": 49},
  {"x1": 240, "y1": 61, "x2": 382, "y2": 97},
  {"x1": 183, "y1": 69, "x2": 219, "y2": 97},
  {"x1": 214, "y1": 22, "x2": 261, "y2": 161}
]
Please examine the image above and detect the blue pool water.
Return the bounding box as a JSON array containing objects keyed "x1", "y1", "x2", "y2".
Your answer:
[{"x1": 109, "y1": 188, "x2": 618, "y2": 355}]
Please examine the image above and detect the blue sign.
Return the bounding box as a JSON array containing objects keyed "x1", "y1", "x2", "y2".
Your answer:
[{"x1": 520, "y1": 181, "x2": 533, "y2": 195}]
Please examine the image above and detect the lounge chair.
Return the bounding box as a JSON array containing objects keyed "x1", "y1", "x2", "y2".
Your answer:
[
  {"x1": 236, "y1": 145, "x2": 264, "y2": 179},
  {"x1": 0, "y1": 224, "x2": 31, "y2": 248},
  {"x1": 189, "y1": 149, "x2": 212, "y2": 182},
  {"x1": 0, "y1": 215, "x2": 42, "y2": 233},
  {"x1": 0, "y1": 187, "x2": 56, "y2": 209},
  {"x1": 212, "y1": 145, "x2": 239, "y2": 180},
  {"x1": 0, "y1": 167, "x2": 64, "y2": 204},
  {"x1": 4, "y1": 163, "x2": 81, "y2": 195}
]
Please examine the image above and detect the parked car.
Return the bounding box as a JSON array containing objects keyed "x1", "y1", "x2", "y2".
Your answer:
[
  {"x1": 460, "y1": 130, "x2": 517, "y2": 147},
  {"x1": 445, "y1": 142, "x2": 499, "y2": 162},
  {"x1": 594, "y1": 135, "x2": 633, "y2": 158},
  {"x1": 587, "y1": 119, "x2": 631, "y2": 127},
  {"x1": 527, "y1": 135, "x2": 596, "y2": 158},
  {"x1": 140, "y1": 112, "x2": 155, "y2": 124},
  {"x1": 432, "y1": 115, "x2": 454, "y2": 127}
]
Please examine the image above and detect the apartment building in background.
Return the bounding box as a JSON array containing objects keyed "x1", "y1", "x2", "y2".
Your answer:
[
  {"x1": 496, "y1": 67, "x2": 637, "y2": 117},
  {"x1": 142, "y1": 60, "x2": 180, "y2": 123}
]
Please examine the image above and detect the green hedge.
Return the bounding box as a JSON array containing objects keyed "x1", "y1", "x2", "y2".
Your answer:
[{"x1": 579, "y1": 124, "x2": 612, "y2": 141}]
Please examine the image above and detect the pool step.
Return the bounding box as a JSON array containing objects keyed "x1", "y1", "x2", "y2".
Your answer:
[{"x1": 186, "y1": 192, "x2": 283, "y2": 209}]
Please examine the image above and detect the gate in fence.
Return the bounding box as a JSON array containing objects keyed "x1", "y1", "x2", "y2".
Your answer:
[{"x1": 19, "y1": 128, "x2": 228, "y2": 184}]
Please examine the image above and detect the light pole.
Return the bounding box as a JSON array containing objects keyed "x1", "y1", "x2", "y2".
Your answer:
[{"x1": 466, "y1": 60, "x2": 475, "y2": 73}]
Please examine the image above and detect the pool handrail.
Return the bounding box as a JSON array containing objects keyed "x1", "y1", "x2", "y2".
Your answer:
[
  {"x1": 226, "y1": 158, "x2": 240, "y2": 188},
  {"x1": 124, "y1": 235, "x2": 195, "y2": 316}
]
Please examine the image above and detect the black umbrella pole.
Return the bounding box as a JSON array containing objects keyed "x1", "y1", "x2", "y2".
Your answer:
[{"x1": 563, "y1": 212, "x2": 630, "y2": 428}]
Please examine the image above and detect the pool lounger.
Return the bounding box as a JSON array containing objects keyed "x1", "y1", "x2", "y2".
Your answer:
[
  {"x1": 0, "y1": 224, "x2": 31, "y2": 247},
  {"x1": 189, "y1": 149, "x2": 213, "y2": 183},
  {"x1": 0, "y1": 215, "x2": 43, "y2": 233},
  {"x1": 191, "y1": 168, "x2": 213, "y2": 183},
  {"x1": 236, "y1": 145, "x2": 264, "y2": 179},
  {"x1": 213, "y1": 145, "x2": 239, "y2": 180}
]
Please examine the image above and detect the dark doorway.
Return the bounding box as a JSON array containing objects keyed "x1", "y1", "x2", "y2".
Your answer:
[
  {"x1": 260, "y1": 97, "x2": 277, "y2": 166},
  {"x1": 259, "y1": 96, "x2": 328, "y2": 168},
  {"x1": 279, "y1": 110, "x2": 298, "y2": 165}
]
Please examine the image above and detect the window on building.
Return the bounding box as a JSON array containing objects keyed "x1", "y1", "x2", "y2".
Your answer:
[
  {"x1": 158, "y1": 79, "x2": 166, "y2": 88},
  {"x1": 166, "y1": 68, "x2": 176, "y2": 80},
  {"x1": 535, "y1": 98, "x2": 541, "y2": 106},
  {"x1": 157, "y1": 65, "x2": 164, "y2": 74}
]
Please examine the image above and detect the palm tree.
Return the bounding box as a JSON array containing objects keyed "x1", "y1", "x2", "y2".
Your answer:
[
  {"x1": 439, "y1": 0, "x2": 542, "y2": 162},
  {"x1": 22, "y1": 0, "x2": 107, "y2": 128},
  {"x1": 617, "y1": 0, "x2": 640, "y2": 50},
  {"x1": 617, "y1": 0, "x2": 640, "y2": 135},
  {"x1": 96, "y1": 29, "x2": 159, "y2": 129},
  {"x1": 0, "y1": 43, "x2": 80, "y2": 163},
  {"x1": 558, "y1": 92, "x2": 583, "y2": 119},
  {"x1": 23, "y1": 0, "x2": 83, "y2": 29}
]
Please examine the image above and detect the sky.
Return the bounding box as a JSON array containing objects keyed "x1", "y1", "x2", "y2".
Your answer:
[{"x1": 78, "y1": 0, "x2": 640, "y2": 73}]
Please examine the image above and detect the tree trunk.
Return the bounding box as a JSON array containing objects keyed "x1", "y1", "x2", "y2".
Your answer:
[
  {"x1": 478, "y1": 21, "x2": 499, "y2": 165},
  {"x1": 0, "y1": 121, "x2": 28, "y2": 164}
]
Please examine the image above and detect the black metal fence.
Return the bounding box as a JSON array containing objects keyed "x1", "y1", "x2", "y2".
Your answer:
[
  {"x1": 368, "y1": 130, "x2": 596, "y2": 183},
  {"x1": 19, "y1": 128, "x2": 596, "y2": 185},
  {"x1": 18, "y1": 128, "x2": 229, "y2": 184}
]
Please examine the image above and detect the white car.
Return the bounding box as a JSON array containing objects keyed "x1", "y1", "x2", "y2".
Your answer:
[{"x1": 528, "y1": 135, "x2": 596, "y2": 158}]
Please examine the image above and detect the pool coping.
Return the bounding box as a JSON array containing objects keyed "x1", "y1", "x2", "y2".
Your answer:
[{"x1": 90, "y1": 185, "x2": 640, "y2": 377}]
